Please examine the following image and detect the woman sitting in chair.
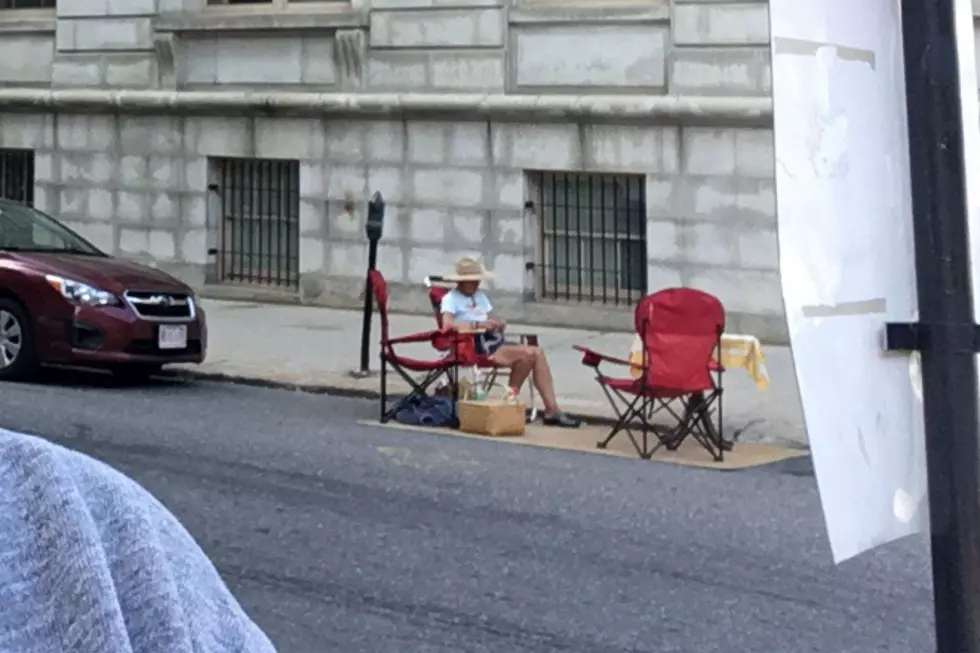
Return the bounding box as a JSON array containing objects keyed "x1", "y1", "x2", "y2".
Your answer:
[{"x1": 438, "y1": 257, "x2": 581, "y2": 428}]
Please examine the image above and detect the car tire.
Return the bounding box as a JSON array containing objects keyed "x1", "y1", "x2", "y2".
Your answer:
[
  {"x1": 0, "y1": 297, "x2": 37, "y2": 381},
  {"x1": 111, "y1": 364, "x2": 163, "y2": 383}
]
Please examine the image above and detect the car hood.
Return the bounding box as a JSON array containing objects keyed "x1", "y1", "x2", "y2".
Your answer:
[{"x1": 9, "y1": 252, "x2": 192, "y2": 294}]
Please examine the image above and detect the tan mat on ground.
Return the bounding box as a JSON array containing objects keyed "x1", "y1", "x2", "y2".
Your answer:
[{"x1": 359, "y1": 420, "x2": 805, "y2": 470}]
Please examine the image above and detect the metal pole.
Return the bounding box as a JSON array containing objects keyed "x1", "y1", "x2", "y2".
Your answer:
[
  {"x1": 358, "y1": 237, "x2": 379, "y2": 375},
  {"x1": 899, "y1": 0, "x2": 980, "y2": 649}
]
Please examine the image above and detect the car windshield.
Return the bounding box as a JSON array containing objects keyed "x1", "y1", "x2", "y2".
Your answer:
[{"x1": 0, "y1": 202, "x2": 105, "y2": 256}]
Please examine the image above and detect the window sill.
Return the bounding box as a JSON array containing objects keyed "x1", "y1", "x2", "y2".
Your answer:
[
  {"x1": 0, "y1": 11, "x2": 55, "y2": 33},
  {"x1": 156, "y1": 7, "x2": 365, "y2": 35}
]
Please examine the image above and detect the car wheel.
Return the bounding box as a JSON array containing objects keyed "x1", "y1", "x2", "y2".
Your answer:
[
  {"x1": 111, "y1": 364, "x2": 163, "y2": 383},
  {"x1": 0, "y1": 298, "x2": 37, "y2": 381}
]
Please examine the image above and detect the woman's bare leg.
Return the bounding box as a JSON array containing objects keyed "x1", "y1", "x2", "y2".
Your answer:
[
  {"x1": 490, "y1": 345, "x2": 558, "y2": 414},
  {"x1": 506, "y1": 353, "x2": 534, "y2": 390},
  {"x1": 491, "y1": 345, "x2": 579, "y2": 427},
  {"x1": 528, "y1": 347, "x2": 561, "y2": 416}
]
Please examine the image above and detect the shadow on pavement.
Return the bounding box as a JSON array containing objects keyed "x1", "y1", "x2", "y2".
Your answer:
[{"x1": 20, "y1": 365, "x2": 193, "y2": 391}]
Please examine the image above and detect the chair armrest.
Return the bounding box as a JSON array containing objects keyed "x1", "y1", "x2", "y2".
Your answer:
[
  {"x1": 387, "y1": 329, "x2": 441, "y2": 345},
  {"x1": 573, "y1": 345, "x2": 644, "y2": 369}
]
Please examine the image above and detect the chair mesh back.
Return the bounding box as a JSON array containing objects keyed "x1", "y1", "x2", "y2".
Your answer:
[
  {"x1": 428, "y1": 287, "x2": 454, "y2": 351},
  {"x1": 634, "y1": 288, "x2": 724, "y2": 392},
  {"x1": 428, "y1": 287, "x2": 449, "y2": 321}
]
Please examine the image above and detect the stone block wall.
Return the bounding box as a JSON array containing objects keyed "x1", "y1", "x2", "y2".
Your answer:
[
  {"x1": 0, "y1": 0, "x2": 785, "y2": 339},
  {"x1": 670, "y1": 1, "x2": 770, "y2": 96},
  {"x1": 0, "y1": 109, "x2": 777, "y2": 336},
  {"x1": 53, "y1": 0, "x2": 160, "y2": 88}
]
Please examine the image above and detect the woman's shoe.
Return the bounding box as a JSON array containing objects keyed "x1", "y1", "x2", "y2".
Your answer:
[{"x1": 542, "y1": 412, "x2": 581, "y2": 428}]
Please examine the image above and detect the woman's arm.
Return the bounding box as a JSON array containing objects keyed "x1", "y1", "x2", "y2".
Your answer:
[
  {"x1": 441, "y1": 312, "x2": 457, "y2": 331},
  {"x1": 486, "y1": 314, "x2": 507, "y2": 332},
  {"x1": 441, "y1": 312, "x2": 488, "y2": 331}
]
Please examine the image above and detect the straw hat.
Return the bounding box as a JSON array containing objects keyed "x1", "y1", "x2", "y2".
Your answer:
[{"x1": 444, "y1": 257, "x2": 493, "y2": 282}]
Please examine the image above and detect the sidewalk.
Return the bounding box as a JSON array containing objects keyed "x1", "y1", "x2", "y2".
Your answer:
[{"x1": 172, "y1": 299, "x2": 808, "y2": 447}]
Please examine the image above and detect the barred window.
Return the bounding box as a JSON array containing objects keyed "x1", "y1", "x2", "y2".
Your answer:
[
  {"x1": 0, "y1": 149, "x2": 34, "y2": 206},
  {"x1": 530, "y1": 171, "x2": 647, "y2": 305},
  {"x1": 211, "y1": 157, "x2": 300, "y2": 289}
]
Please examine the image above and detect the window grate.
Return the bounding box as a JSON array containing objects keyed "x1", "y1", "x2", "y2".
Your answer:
[
  {"x1": 0, "y1": 149, "x2": 34, "y2": 206},
  {"x1": 212, "y1": 157, "x2": 300, "y2": 289},
  {"x1": 531, "y1": 171, "x2": 647, "y2": 305}
]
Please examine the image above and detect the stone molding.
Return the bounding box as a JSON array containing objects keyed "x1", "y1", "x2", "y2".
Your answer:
[{"x1": 0, "y1": 89, "x2": 772, "y2": 125}]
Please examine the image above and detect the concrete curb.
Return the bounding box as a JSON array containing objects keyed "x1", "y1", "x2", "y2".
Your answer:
[
  {"x1": 163, "y1": 368, "x2": 810, "y2": 452},
  {"x1": 163, "y1": 368, "x2": 622, "y2": 427}
]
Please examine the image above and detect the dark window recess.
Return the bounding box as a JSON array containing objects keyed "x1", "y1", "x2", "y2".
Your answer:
[
  {"x1": 211, "y1": 157, "x2": 300, "y2": 290},
  {"x1": 0, "y1": 0, "x2": 56, "y2": 8},
  {"x1": 0, "y1": 149, "x2": 34, "y2": 206},
  {"x1": 530, "y1": 171, "x2": 647, "y2": 305}
]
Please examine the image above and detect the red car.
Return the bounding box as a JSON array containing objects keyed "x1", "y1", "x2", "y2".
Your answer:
[{"x1": 0, "y1": 198, "x2": 207, "y2": 381}]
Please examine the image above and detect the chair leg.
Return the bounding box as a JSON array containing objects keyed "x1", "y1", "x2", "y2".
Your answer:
[
  {"x1": 664, "y1": 396, "x2": 697, "y2": 450},
  {"x1": 381, "y1": 367, "x2": 450, "y2": 423},
  {"x1": 588, "y1": 379, "x2": 654, "y2": 459},
  {"x1": 693, "y1": 412, "x2": 722, "y2": 461},
  {"x1": 518, "y1": 334, "x2": 538, "y2": 421},
  {"x1": 526, "y1": 383, "x2": 538, "y2": 422},
  {"x1": 596, "y1": 383, "x2": 629, "y2": 446},
  {"x1": 694, "y1": 405, "x2": 722, "y2": 460},
  {"x1": 451, "y1": 365, "x2": 459, "y2": 423},
  {"x1": 596, "y1": 390, "x2": 636, "y2": 449},
  {"x1": 601, "y1": 394, "x2": 649, "y2": 459},
  {"x1": 717, "y1": 386, "x2": 727, "y2": 452},
  {"x1": 702, "y1": 391, "x2": 728, "y2": 460},
  {"x1": 641, "y1": 399, "x2": 677, "y2": 459},
  {"x1": 682, "y1": 393, "x2": 725, "y2": 461}
]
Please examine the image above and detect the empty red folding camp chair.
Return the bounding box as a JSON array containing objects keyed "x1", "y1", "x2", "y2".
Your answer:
[
  {"x1": 370, "y1": 270, "x2": 466, "y2": 423},
  {"x1": 574, "y1": 288, "x2": 728, "y2": 460}
]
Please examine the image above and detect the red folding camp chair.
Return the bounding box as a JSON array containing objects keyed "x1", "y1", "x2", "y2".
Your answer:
[
  {"x1": 425, "y1": 283, "x2": 538, "y2": 420},
  {"x1": 370, "y1": 270, "x2": 466, "y2": 423},
  {"x1": 574, "y1": 288, "x2": 728, "y2": 460}
]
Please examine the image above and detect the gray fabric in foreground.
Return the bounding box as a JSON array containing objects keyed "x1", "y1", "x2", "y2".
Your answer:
[{"x1": 0, "y1": 429, "x2": 276, "y2": 653}]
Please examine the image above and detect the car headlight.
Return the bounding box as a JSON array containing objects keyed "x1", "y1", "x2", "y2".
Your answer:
[{"x1": 45, "y1": 275, "x2": 119, "y2": 307}]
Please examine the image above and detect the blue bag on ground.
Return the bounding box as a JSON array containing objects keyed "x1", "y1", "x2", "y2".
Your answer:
[{"x1": 394, "y1": 395, "x2": 458, "y2": 428}]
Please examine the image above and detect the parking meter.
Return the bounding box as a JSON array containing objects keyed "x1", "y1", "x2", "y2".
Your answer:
[
  {"x1": 365, "y1": 191, "x2": 385, "y2": 243},
  {"x1": 357, "y1": 191, "x2": 385, "y2": 375}
]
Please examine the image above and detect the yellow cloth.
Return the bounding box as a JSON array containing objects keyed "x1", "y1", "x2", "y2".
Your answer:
[{"x1": 627, "y1": 333, "x2": 770, "y2": 391}]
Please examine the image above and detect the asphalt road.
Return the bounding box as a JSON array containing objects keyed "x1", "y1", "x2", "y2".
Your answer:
[{"x1": 0, "y1": 370, "x2": 933, "y2": 652}]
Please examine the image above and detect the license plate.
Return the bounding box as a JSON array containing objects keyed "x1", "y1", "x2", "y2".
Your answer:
[{"x1": 158, "y1": 325, "x2": 187, "y2": 350}]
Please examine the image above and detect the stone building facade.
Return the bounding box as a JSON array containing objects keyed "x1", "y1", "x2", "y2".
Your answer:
[{"x1": 0, "y1": 0, "x2": 780, "y2": 338}]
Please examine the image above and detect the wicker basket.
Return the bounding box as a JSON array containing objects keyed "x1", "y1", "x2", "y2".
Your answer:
[{"x1": 457, "y1": 384, "x2": 526, "y2": 437}]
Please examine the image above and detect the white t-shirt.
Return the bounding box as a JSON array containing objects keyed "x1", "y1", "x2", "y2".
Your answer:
[{"x1": 440, "y1": 289, "x2": 492, "y2": 323}]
